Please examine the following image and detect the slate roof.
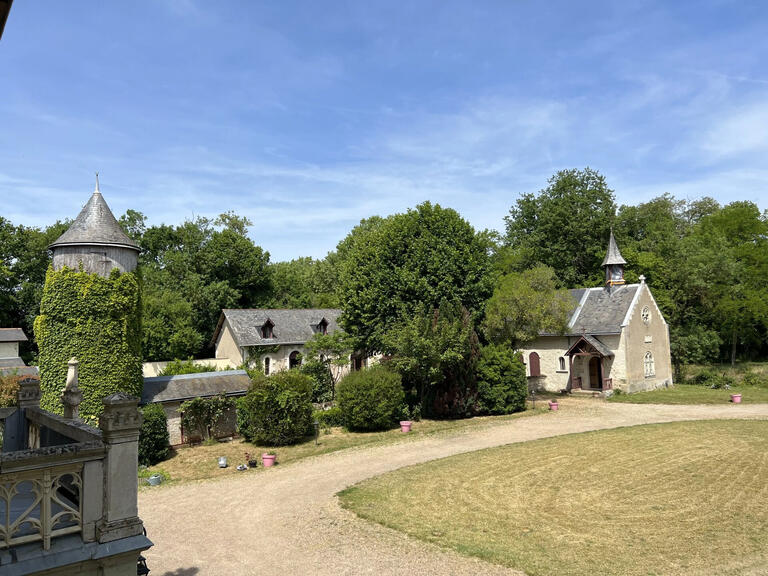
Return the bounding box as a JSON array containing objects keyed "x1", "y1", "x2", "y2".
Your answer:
[
  {"x1": 141, "y1": 370, "x2": 251, "y2": 404},
  {"x1": 601, "y1": 230, "x2": 627, "y2": 266},
  {"x1": 565, "y1": 284, "x2": 640, "y2": 335},
  {"x1": 0, "y1": 328, "x2": 27, "y2": 342},
  {"x1": 50, "y1": 190, "x2": 139, "y2": 251},
  {"x1": 213, "y1": 308, "x2": 342, "y2": 347}
]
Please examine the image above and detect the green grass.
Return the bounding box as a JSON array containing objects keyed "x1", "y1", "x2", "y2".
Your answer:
[
  {"x1": 340, "y1": 420, "x2": 768, "y2": 576},
  {"x1": 608, "y1": 384, "x2": 768, "y2": 404},
  {"x1": 142, "y1": 406, "x2": 546, "y2": 486}
]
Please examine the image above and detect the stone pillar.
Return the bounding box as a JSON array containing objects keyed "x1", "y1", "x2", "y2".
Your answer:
[
  {"x1": 97, "y1": 392, "x2": 144, "y2": 543},
  {"x1": 61, "y1": 357, "x2": 83, "y2": 420},
  {"x1": 17, "y1": 376, "x2": 41, "y2": 449}
]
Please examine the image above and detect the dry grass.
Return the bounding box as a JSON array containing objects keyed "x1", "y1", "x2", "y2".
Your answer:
[
  {"x1": 142, "y1": 406, "x2": 546, "y2": 487},
  {"x1": 340, "y1": 420, "x2": 768, "y2": 576}
]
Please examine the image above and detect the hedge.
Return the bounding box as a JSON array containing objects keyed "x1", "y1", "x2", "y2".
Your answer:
[
  {"x1": 139, "y1": 403, "x2": 170, "y2": 466},
  {"x1": 237, "y1": 370, "x2": 313, "y2": 445},
  {"x1": 336, "y1": 366, "x2": 403, "y2": 431},
  {"x1": 475, "y1": 344, "x2": 527, "y2": 415},
  {"x1": 34, "y1": 266, "x2": 142, "y2": 420}
]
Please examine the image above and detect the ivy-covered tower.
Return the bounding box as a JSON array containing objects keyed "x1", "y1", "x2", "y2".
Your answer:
[{"x1": 35, "y1": 179, "x2": 143, "y2": 420}]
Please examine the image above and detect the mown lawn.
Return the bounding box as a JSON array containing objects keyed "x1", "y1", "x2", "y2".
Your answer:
[
  {"x1": 608, "y1": 384, "x2": 768, "y2": 404},
  {"x1": 142, "y1": 406, "x2": 547, "y2": 486},
  {"x1": 340, "y1": 420, "x2": 768, "y2": 576}
]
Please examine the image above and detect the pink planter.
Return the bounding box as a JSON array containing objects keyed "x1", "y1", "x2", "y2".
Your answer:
[
  {"x1": 548, "y1": 401, "x2": 559, "y2": 411},
  {"x1": 730, "y1": 394, "x2": 742, "y2": 404},
  {"x1": 262, "y1": 453, "x2": 276, "y2": 467},
  {"x1": 400, "y1": 421, "x2": 412, "y2": 433}
]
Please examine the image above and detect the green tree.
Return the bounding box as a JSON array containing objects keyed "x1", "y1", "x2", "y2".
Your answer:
[
  {"x1": 476, "y1": 344, "x2": 528, "y2": 415},
  {"x1": 483, "y1": 265, "x2": 573, "y2": 347},
  {"x1": 303, "y1": 331, "x2": 354, "y2": 393},
  {"x1": 504, "y1": 168, "x2": 616, "y2": 286},
  {"x1": 338, "y1": 203, "x2": 492, "y2": 353},
  {"x1": 383, "y1": 300, "x2": 479, "y2": 417}
]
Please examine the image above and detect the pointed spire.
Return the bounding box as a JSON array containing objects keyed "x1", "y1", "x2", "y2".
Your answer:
[
  {"x1": 601, "y1": 228, "x2": 627, "y2": 267},
  {"x1": 49, "y1": 180, "x2": 139, "y2": 251}
]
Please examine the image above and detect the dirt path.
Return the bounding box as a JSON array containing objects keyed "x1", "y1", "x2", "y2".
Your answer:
[{"x1": 138, "y1": 400, "x2": 768, "y2": 576}]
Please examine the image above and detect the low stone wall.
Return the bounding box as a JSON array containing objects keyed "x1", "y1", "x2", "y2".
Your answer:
[{"x1": 142, "y1": 358, "x2": 234, "y2": 377}]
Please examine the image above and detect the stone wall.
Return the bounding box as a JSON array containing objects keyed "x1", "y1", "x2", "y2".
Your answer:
[
  {"x1": 52, "y1": 245, "x2": 138, "y2": 276},
  {"x1": 623, "y1": 284, "x2": 673, "y2": 392},
  {"x1": 0, "y1": 341, "x2": 18, "y2": 358}
]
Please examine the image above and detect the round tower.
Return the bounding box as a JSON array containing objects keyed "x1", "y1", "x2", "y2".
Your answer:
[{"x1": 49, "y1": 177, "x2": 139, "y2": 276}]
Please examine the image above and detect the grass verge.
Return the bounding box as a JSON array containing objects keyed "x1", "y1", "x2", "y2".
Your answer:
[
  {"x1": 142, "y1": 405, "x2": 547, "y2": 487},
  {"x1": 608, "y1": 384, "x2": 768, "y2": 404},
  {"x1": 339, "y1": 420, "x2": 768, "y2": 576}
]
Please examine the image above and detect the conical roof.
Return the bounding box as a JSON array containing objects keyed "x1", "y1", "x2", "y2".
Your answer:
[
  {"x1": 601, "y1": 229, "x2": 626, "y2": 266},
  {"x1": 50, "y1": 185, "x2": 139, "y2": 251}
]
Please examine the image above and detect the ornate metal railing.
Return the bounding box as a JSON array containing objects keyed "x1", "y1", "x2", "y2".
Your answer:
[{"x1": 0, "y1": 463, "x2": 82, "y2": 550}]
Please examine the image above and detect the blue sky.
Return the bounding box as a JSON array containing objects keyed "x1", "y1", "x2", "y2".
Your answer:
[{"x1": 2, "y1": 1, "x2": 767, "y2": 261}]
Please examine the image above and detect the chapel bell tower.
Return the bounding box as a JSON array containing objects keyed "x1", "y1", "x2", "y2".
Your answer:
[{"x1": 602, "y1": 228, "x2": 626, "y2": 288}]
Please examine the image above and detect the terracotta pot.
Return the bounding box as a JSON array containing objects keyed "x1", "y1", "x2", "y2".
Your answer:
[
  {"x1": 548, "y1": 401, "x2": 559, "y2": 411},
  {"x1": 262, "y1": 453, "x2": 276, "y2": 467},
  {"x1": 400, "y1": 421, "x2": 412, "y2": 433},
  {"x1": 730, "y1": 393, "x2": 742, "y2": 404}
]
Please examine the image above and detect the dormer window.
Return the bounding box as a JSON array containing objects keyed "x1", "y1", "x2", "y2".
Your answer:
[
  {"x1": 318, "y1": 318, "x2": 328, "y2": 335},
  {"x1": 261, "y1": 320, "x2": 274, "y2": 339}
]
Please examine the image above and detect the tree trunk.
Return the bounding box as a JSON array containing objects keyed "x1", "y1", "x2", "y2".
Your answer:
[{"x1": 731, "y1": 327, "x2": 737, "y2": 368}]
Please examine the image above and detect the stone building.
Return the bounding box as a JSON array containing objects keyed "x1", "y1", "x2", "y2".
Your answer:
[
  {"x1": 49, "y1": 178, "x2": 139, "y2": 277},
  {"x1": 0, "y1": 373, "x2": 152, "y2": 574},
  {"x1": 141, "y1": 370, "x2": 251, "y2": 445},
  {"x1": 0, "y1": 328, "x2": 37, "y2": 377},
  {"x1": 212, "y1": 308, "x2": 358, "y2": 374},
  {"x1": 518, "y1": 232, "x2": 673, "y2": 394}
]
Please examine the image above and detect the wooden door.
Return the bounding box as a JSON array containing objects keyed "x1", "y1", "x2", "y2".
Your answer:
[{"x1": 589, "y1": 357, "x2": 602, "y2": 389}]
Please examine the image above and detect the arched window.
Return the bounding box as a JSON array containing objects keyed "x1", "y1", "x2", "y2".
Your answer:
[
  {"x1": 264, "y1": 356, "x2": 271, "y2": 376},
  {"x1": 558, "y1": 357, "x2": 566, "y2": 371},
  {"x1": 644, "y1": 351, "x2": 655, "y2": 377},
  {"x1": 289, "y1": 350, "x2": 302, "y2": 370},
  {"x1": 529, "y1": 352, "x2": 541, "y2": 377},
  {"x1": 641, "y1": 306, "x2": 651, "y2": 325}
]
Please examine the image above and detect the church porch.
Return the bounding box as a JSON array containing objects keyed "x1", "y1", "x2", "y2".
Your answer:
[{"x1": 565, "y1": 335, "x2": 615, "y2": 393}]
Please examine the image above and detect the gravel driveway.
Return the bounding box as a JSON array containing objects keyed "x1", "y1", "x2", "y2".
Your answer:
[{"x1": 138, "y1": 400, "x2": 768, "y2": 576}]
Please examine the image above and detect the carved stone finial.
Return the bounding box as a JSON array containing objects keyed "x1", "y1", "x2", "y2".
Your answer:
[
  {"x1": 639, "y1": 274, "x2": 646, "y2": 284},
  {"x1": 62, "y1": 357, "x2": 83, "y2": 420},
  {"x1": 95, "y1": 172, "x2": 100, "y2": 193},
  {"x1": 99, "y1": 393, "x2": 142, "y2": 443},
  {"x1": 17, "y1": 376, "x2": 41, "y2": 408}
]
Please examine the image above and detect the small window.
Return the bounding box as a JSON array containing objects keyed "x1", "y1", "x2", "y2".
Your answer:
[
  {"x1": 261, "y1": 321, "x2": 274, "y2": 339},
  {"x1": 264, "y1": 356, "x2": 271, "y2": 376},
  {"x1": 644, "y1": 351, "x2": 655, "y2": 377},
  {"x1": 641, "y1": 306, "x2": 651, "y2": 325},
  {"x1": 529, "y1": 352, "x2": 541, "y2": 377},
  {"x1": 289, "y1": 350, "x2": 302, "y2": 370},
  {"x1": 318, "y1": 319, "x2": 328, "y2": 335},
  {"x1": 559, "y1": 357, "x2": 566, "y2": 371}
]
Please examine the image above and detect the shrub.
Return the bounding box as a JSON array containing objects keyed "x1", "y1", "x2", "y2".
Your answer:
[
  {"x1": 238, "y1": 371, "x2": 313, "y2": 445},
  {"x1": 690, "y1": 369, "x2": 735, "y2": 389},
  {"x1": 742, "y1": 371, "x2": 768, "y2": 388},
  {"x1": 139, "y1": 403, "x2": 170, "y2": 466},
  {"x1": 179, "y1": 395, "x2": 235, "y2": 442},
  {"x1": 336, "y1": 366, "x2": 404, "y2": 431},
  {"x1": 300, "y1": 359, "x2": 335, "y2": 403},
  {"x1": 158, "y1": 358, "x2": 218, "y2": 376},
  {"x1": 475, "y1": 344, "x2": 528, "y2": 415},
  {"x1": 313, "y1": 405, "x2": 344, "y2": 429},
  {"x1": 0, "y1": 373, "x2": 22, "y2": 408}
]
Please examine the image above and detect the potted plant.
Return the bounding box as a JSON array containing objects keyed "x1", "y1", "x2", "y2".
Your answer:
[
  {"x1": 399, "y1": 404, "x2": 412, "y2": 432},
  {"x1": 730, "y1": 393, "x2": 742, "y2": 404},
  {"x1": 548, "y1": 400, "x2": 559, "y2": 411},
  {"x1": 399, "y1": 420, "x2": 412, "y2": 432},
  {"x1": 245, "y1": 452, "x2": 258, "y2": 468},
  {"x1": 262, "y1": 451, "x2": 277, "y2": 467}
]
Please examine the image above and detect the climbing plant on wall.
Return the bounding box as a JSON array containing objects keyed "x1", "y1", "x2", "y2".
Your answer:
[{"x1": 34, "y1": 265, "x2": 142, "y2": 420}]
